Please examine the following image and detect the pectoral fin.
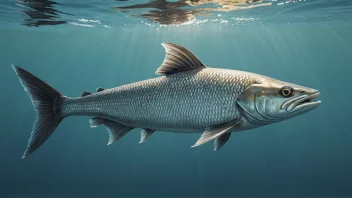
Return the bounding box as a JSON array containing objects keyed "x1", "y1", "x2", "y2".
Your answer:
[
  {"x1": 89, "y1": 117, "x2": 133, "y2": 145},
  {"x1": 214, "y1": 133, "x2": 231, "y2": 151},
  {"x1": 139, "y1": 129, "x2": 155, "y2": 144},
  {"x1": 191, "y1": 119, "x2": 240, "y2": 149}
]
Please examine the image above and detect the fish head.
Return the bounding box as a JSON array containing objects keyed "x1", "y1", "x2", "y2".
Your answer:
[{"x1": 237, "y1": 77, "x2": 321, "y2": 125}]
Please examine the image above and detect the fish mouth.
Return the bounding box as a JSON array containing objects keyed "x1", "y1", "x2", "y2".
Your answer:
[{"x1": 286, "y1": 92, "x2": 321, "y2": 112}]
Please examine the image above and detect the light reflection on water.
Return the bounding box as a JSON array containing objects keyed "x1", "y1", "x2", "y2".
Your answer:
[{"x1": 0, "y1": 0, "x2": 351, "y2": 28}]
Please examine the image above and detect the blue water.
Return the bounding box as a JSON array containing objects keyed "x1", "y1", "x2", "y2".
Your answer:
[{"x1": 1, "y1": 0, "x2": 352, "y2": 198}]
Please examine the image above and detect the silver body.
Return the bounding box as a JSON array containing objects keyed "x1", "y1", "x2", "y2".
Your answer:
[
  {"x1": 62, "y1": 68, "x2": 263, "y2": 133},
  {"x1": 13, "y1": 43, "x2": 320, "y2": 157}
]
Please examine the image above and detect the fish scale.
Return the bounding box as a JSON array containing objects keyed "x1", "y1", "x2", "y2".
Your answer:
[
  {"x1": 61, "y1": 68, "x2": 262, "y2": 132},
  {"x1": 13, "y1": 42, "x2": 320, "y2": 157}
]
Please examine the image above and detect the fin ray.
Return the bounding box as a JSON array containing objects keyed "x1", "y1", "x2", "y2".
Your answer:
[
  {"x1": 139, "y1": 129, "x2": 155, "y2": 144},
  {"x1": 191, "y1": 119, "x2": 240, "y2": 148},
  {"x1": 156, "y1": 43, "x2": 205, "y2": 75},
  {"x1": 13, "y1": 66, "x2": 64, "y2": 158},
  {"x1": 89, "y1": 118, "x2": 133, "y2": 145},
  {"x1": 214, "y1": 133, "x2": 231, "y2": 151}
]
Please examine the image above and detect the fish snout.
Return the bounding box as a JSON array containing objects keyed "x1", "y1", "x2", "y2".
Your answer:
[{"x1": 287, "y1": 87, "x2": 321, "y2": 112}]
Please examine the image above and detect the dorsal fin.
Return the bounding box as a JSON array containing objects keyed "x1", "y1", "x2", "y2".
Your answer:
[
  {"x1": 156, "y1": 43, "x2": 205, "y2": 75},
  {"x1": 81, "y1": 91, "x2": 92, "y2": 97},
  {"x1": 96, "y1": 87, "x2": 105, "y2": 92}
]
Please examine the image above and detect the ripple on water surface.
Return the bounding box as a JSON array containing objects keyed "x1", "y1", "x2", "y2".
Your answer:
[{"x1": 0, "y1": 0, "x2": 351, "y2": 28}]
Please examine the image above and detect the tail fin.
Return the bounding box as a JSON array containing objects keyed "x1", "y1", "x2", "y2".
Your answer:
[{"x1": 13, "y1": 66, "x2": 64, "y2": 158}]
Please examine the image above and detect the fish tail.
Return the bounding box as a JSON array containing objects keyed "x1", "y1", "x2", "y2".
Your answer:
[{"x1": 13, "y1": 66, "x2": 66, "y2": 158}]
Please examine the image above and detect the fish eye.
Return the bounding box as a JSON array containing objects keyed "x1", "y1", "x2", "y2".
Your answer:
[{"x1": 280, "y1": 86, "x2": 294, "y2": 97}]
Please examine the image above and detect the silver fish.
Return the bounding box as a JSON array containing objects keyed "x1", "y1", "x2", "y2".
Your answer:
[{"x1": 13, "y1": 43, "x2": 321, "y2": 158}]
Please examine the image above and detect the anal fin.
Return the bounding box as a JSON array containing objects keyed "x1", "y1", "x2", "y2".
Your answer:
[
  {"x1": 139, "y1": 129, "x2": 155, "y2": 144},
  {"x1": 89, "y1": 117, "x2": 133, "y2": 145}
]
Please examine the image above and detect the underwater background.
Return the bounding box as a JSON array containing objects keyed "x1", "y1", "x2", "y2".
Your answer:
[{"x1": 0, "y1": 0, "x2": 352, "y2": 197}]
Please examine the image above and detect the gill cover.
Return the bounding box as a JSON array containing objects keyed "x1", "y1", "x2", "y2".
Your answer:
[{"x1": 237, "y1": 83, "x2": 272, "y2": 125}]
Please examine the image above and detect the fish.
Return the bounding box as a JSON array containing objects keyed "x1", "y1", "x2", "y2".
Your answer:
[{"x1": 13, "y1": 43, "x2": 321, "y2": 158}]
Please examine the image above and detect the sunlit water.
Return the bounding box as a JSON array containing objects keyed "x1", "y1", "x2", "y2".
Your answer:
[
  {"x1": 0, "y1": 0, "x2": 351, "y2": 27},
  {"x1": 0, "y1": 0, "x2": 352, "y2": 198}
]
